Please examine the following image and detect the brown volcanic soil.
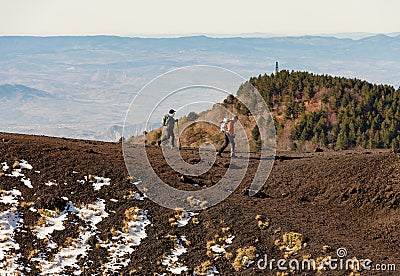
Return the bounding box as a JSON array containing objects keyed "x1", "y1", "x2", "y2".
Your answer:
[{"x1": 0, "y1": 132, "x2": 400, "y2": 275}]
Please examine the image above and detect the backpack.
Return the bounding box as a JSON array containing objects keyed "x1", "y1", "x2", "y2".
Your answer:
[
  {"x1": 220, "y1": 118, "x2": 229, "y2": 132},
  {"x1": 162, "y1": 114, "x2": 169, "y2": 126},
  {"x1": 162, "y1": 114, "x2": 176, "y2": 129}
]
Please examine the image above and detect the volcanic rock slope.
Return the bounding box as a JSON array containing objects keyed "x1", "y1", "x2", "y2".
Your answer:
[{"x1": 0, "y1": 132, "x2": 399, "y2": 275}]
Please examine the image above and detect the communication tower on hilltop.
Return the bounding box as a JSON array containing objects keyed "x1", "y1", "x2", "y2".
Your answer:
[{"x1": 275, "y1": 61, "x2": 279, "y2": 74}]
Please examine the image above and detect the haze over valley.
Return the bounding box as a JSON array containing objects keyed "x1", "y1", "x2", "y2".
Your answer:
[{"x1": 1, "y1": 34, "x2": 399, "y2": 141}]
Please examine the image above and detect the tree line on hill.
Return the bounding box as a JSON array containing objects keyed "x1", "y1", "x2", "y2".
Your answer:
[{"x1": 246, "y1": 70, "x2": 400, "y2": 150}]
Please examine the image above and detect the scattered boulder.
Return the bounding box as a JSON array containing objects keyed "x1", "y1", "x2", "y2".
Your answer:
[
  {"x1": 188, "y1": 158, "x2": 201, "y2": 164},
  {"x1": 180, "y1": 175, "x2": 196, "y2": 184},
  {"x1": 35, "y1": 194, "x2": 68, "y2": 211},
  {"x1": 85, "y1": 148, "x2": 97, "y2": 154}
]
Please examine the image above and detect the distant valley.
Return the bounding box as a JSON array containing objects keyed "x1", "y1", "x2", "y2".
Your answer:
[{"x1": 0, "y1": 35, "x2": 399, "y2": 141}]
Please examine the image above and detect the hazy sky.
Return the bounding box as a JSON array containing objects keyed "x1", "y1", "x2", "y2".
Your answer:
[{"x1": 1, "y1": 0, "x2": 399, "y2": 36}]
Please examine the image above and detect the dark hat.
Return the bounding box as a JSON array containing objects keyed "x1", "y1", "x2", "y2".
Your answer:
[{"x1": 169, "y1": 109, "x2": 176, "y2": 114}]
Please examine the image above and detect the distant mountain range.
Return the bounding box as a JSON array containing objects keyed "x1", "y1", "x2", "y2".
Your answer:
[
  {"x1": 0, "y1": 84, "x2": 54, "y2": 99},
  {"x1": 0, "y1": 34, "x2": 399, "y2": 141},
  {"x1": 127, "y1": 32, "x2": 400, "y2": 39}
]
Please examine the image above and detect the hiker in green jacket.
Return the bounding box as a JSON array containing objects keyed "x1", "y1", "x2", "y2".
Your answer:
[{"x1": 158, "y1": 109, "x2": 178, "y2": 148}]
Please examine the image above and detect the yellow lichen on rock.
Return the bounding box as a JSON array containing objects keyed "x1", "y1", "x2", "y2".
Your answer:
[
  {"x1": 232, "y1": 246, "x2": 257, "y2": 271},
  {"x1": 255, "y1": 214, "x2": 269, "y2": 229},
  {"x1": 12, "y1": 161, "x2": 20, "y2": 169},
  {"x1": 194, "y1": 260, "x2": 213, "y2": 275},
  {"x1": 282, "y1": 232, "x2": 303, "y2": 249},
  {"x1": 275, "y1": 232, "x2": 304, "y2": 259}
]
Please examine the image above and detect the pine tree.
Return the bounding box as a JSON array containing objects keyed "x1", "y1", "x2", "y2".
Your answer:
[{"x1": 252, "y1": 125, "x2": 261, "y2": 151}]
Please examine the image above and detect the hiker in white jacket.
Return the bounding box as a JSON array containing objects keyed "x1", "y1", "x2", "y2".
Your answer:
[{"x1": 217, "y1": 116, "x2": 238, "y2": 157}]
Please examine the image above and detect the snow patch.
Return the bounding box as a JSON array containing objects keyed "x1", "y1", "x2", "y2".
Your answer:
[
  {"x1": 176, "y1": 210, "x2": 198, "y2": 228},
  {"x1": 225, "y1": 235, "x2": 235, "y2": 244},
  {"x1": 21, "y1": 177, "x2": 33, "y2": 188},
  {"x1": 4, "y1": 159, "x2": 34, "y2": 188},
  {"x1": 32, "y1": 199, "x2": 109, "y2": 275},
  {"x1": 92, "y1": 176, "x2": 111, "y2": 191},
  {"x1": 32, "y1": 202, "x2": 76, "y2": 239},
  {"x1": 0, "y1": 210, "x2": 24, "y2": 274},
  {"x1": 211, "y1": 244, "x2": 226, "y2": 254},
  {"x1": 6, "y1": 170, "x2": 25, "y2": 178},
  {"x1": 1, "y1": 162, "x2": 9, "y2": 171},
  {"x1": 0, "y1": 189, "x2": 22, "y2": 205},
  {"x1": 210, "y1": 236, "x2": 235, "y2": 258},
  {"x1": 44, "y1": 181, "x2": 58, "y2": 186},
  {"x1": 100, "y1": 207, "x2": 150, "y2": 274},
  {"x1": 0, "y1": 189, "x2": 24, "y2": 274},
  {"x1": 19, "y1": 160, "x2": 33, "y2": 170},
  {"x1": 162, "y1": 236, "x2": 188, "y2": 274},
  {"x1": 77, "y1": 199, "x2": 108, "y2": 229}
]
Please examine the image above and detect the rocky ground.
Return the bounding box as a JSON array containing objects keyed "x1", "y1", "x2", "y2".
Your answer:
[{"x1": 0, "y1": 132, "x2": 399, "y2": 275}]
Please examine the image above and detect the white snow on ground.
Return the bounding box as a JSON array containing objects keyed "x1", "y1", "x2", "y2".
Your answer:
[
  {"x1": 0, "y1": 189, "x2": 22, "y2": 206},
  {"x1": 160, "y1": 210, "x2": 202, "y2": 274},
  {"x1": 225, "y1": 235, "x2": 235, "y2": 244},
  {"x1": 32, "y1": 201, "x2": 76, "y2": 239},
  {"x1": 4, "y1": 160, "x2": 34, "y2": 188},
  {"x1": 77, "y1": 176, "x2": 111, "y2": 191},
  {"x1": 92, "y1": 176, "x2": 111, "y2": 191},
  {"x1": 125, "y1": 192, "x2": 146, "y2": 201},
  {"x1": 21, "y1": 177, "x2": 33, "y2": 188},
  {"x1": 210, "y1": 236, "x2": 236, "y2": 257},
  {"x1": 100, "y1": 207, "x2": 151, "y2": 274},
  {"x1": 176, "y1": 211, "x2": 198, "y2": 228},
  {"x1": 6, "y1": 170, "x2": 25, "y2": 178},
  {"x1": 32, "y1": 200, "x2": 109, "y2": 275},
  {"x1": 1, "y1": 162, "x2": 9, "y2": 171},
  {"x1": 77, "y1": 199, "x2": 108, "y2": 229},
  {"x1": 44, "y1": 181, "x2": 58, "y2": 186},
  {"x1": 19, "y1": 160, "x2": 33, "y2": 170},
  {"x1": 32, "y1": 233, "x2": 92, "y2": 275},
  {"x1": 162, "y1": 236, "x2": 188, "y2": 274},
  {"x1": 0, "y1": 210, "x2": 24, "y2": 274},
  {"x1": 0, "y1": 188, "x2": 24, "y2": 274},
  {"x1": 130, "y1": 180, "x2": 147, "y2": 199},
  {"x1": 0, "y1": 168, "x2": 152, "y2": 275},
  {"x1": 211, "y1": 244, "x2": 226, "y2": 254}
]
